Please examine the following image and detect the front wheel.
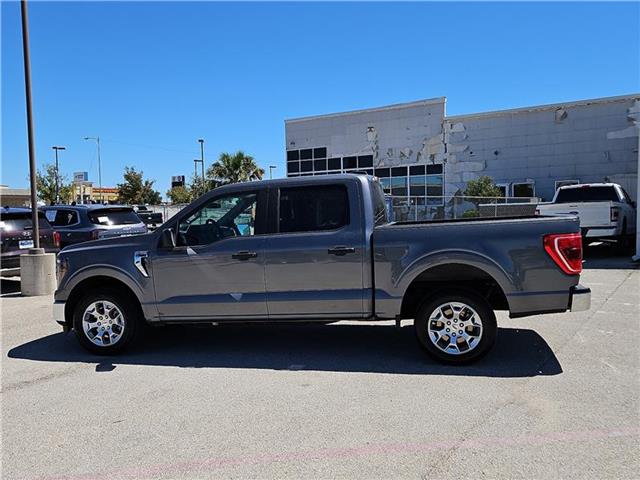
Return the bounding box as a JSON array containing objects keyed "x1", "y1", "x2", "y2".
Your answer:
[
  {"x1": 73, "y1": 288, "x2": 141, "y2": 355},
  {"x1": 414, "y1": 290, "x2": 497, "y2": 364}
]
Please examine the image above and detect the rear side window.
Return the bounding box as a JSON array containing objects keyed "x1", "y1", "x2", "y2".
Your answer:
[
  {"x1": 0, "y1": 212, "x2": 50, "y2": 232},
  {"x1": 88, "y1": 208, "x2": 140, "y2": 225},
  {"x1": 370, "y1": 180, "x2": 388, "y2": 226},
  {"x1": 555, "y1": 186, "x2": 620, "y2": 203},
  {"x1": 48, "y1": 209, "x2": 79, "y2": 226},
  {"x1": 278, "y1": 185, "x2": 349, "y2": 233}
]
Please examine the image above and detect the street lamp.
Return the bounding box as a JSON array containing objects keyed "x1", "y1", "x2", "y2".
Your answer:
[
  {"x1": 52, "y1": 146, "x2": 65, "y2": 204},
  {"x1": 269, "y1": 165, "x2": 276, "y2": 179},
  {"x1": 83, "y1": 136, "x2": 102, "y2": 203},
  {"x1": 197, "y1": 138, "x2": 205, "y2": 188},
  {"x1": 193, "y1": 159, "x2": 202, "y2": 196}
]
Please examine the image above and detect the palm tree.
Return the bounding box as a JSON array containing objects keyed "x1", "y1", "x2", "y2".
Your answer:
[{"x1": 207, "y1": 151, "x2": 264, "y2": 185}]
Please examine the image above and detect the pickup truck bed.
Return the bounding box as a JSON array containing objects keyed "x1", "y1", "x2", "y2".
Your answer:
[{"x1": 53, "y1": 174, "x2": 590, "y2": 364}]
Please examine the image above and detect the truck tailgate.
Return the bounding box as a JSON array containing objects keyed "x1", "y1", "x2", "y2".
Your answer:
[{"x1": 538, "y1": 202, "x2": 613, "y2": 228}]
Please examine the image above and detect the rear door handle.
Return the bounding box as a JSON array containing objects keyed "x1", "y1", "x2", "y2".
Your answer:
[
  {"x1": 328, "y1": 246, "x2": 356, "y2": 256},
  {"x1": 232, "y1": 251, "x2": 258, "y2": 261}
]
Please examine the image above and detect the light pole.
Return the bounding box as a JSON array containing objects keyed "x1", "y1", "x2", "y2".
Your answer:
[
  {"x1": 269, "y1": 165, "x2": 276, "y2": 179},
  {"x1": 198, "y1": 138, "x2": 205, "y2": 189},
  {"x1": 193, "y1": 159, "x2": 201, "y2": 196},
  {"x1": 83, "y1": 136, "x2": 102, "y2": 202},
  {"x1": 52, "y1": 146, "x2": 66, "y2": 204},
  {"x1": 20, "y1": 0, "x2": 39, "y2": 248}
]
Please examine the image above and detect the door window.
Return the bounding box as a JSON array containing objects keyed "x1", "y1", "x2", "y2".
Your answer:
[
  {"x1": 51, "y1": 209, "x2": 79, "y2": 226},
  {"x1": 278, "y1": 185, "x2": 349, "y2": 233},
  {"x1": 178, "y1": 192, "x2": 259, "y2": 246}
]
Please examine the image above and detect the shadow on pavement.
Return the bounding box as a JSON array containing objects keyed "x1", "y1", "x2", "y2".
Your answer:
[
  {"x1": 8, "y1": 323, "x2": 562, "y2": 378},
  {"x1": 582, "y1": 243, "x2": 639, "y2": 270}
]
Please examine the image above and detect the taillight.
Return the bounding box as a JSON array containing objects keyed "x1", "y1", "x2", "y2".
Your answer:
[
  {"x1": 543, "y1": 233, "x2": 583, "y2": 275},
  {"x1": 90, "y1": 230, "x2": 100, "y2": 240},
  {"x1": 53, "y1": 231, "x2": 60, "y2": 248},
  {"x1": 610, "y1": 207, "x2": 619, "y2": 222}
]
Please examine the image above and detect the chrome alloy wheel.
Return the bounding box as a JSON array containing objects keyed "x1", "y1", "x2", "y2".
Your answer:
[
  {"x1": 82, "y1": 300, "x2": 125, "y2": 347},
  {"x1": 427, "y1": 301, "x2": 483, "y2": 355}
]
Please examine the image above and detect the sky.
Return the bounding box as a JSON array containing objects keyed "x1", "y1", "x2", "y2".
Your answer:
[{"x1": 2, "y1": 1, "x2": 639, "y2": 198}]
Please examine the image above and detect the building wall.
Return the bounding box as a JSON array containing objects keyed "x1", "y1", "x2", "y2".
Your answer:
[
  {"x1": 284, "y1": 94, "x2": 639, "y2": 203},
  {"x1": 445, "y1": 96, "x2": 640, "y2": 201}
]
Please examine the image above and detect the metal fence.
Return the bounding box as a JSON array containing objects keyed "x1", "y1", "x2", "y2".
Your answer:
[{"x1": 146, "y1": 195, "x2": 539, "y2": 226}]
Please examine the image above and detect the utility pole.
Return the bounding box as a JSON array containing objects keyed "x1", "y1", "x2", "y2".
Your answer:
[
  {"x1": 193, "y1": 159, "x2": 200, "y2": 196},
  {"x1": 84, "y1": 136, "x2": 102, "y2": 202},
  {"x1": 20, "y1": 0, "x2": 39, "y2": 247},
  {"x1": 269, "y1": 165, "x2": 276, "y2": 179},
  {"x1": 198, "y1": 138, "x2": 205, "y2": 191},
  {"x1": 52, "y1": 146, "x2": 66, "y2": 203}
]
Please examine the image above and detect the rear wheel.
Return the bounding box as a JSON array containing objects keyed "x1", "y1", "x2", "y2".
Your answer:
[
  {"x1": 414, "y1": 290, "x2": 496, "y2": 364},
  {"x1": 73, "y1": 288, "x2": 140, "y2": 355}
]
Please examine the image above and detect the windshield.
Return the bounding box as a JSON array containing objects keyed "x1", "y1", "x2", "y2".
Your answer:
[
  {"x1": 0, "y1": 212, "x2": 51, "y2": 232},
  {"x1": 88, "y1": 208, "x2": 141, "y2": 225},
  {"x1": 555, "y1": 186, "x2": 620, "y2": 203}
]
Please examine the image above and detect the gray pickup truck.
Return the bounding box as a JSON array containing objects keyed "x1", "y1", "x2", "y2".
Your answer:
[{"x1": 53, "y1": 174, "x2": 590, "y2": 364}]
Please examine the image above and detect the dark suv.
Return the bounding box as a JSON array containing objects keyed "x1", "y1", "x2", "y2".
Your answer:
[
  {"x1": 41, "y1": 205, "x2": 147, "y2": 248},
  {"x1": 1, "y1": 207, "x2": 59, "y2": 276}
]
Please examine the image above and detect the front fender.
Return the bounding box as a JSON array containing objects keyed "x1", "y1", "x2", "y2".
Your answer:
[{"x1": 56, "y1": 264, "x2": 157, "y2": 321}]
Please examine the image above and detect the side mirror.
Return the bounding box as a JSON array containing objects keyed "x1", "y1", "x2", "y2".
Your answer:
[{"x1": 159, "y1": 228, "x2": 176, "y2": 249}]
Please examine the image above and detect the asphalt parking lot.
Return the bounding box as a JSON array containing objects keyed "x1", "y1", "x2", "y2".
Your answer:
[{"x1": 1, "y1": 248, "x2": 639, "y2": 479}]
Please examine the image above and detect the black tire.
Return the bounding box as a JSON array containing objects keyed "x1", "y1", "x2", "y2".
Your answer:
[
  {"x1": 72, "y1": 288, "x2": 141, "y2": 355},
  {"x1": 414, "y1": 290, "x2": 497, "y2": 365}
]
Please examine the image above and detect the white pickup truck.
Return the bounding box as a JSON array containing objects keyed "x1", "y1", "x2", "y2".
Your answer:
[{"x1": 536, "y1": 183, "x2": 637, "y2": 247}]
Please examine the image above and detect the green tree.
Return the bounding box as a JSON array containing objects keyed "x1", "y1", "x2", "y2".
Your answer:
[
  {"x1": 36, "y1": 163, "x2": 74, "y2": 204},
  {"x1": 208, "y1": 151, "x2": 264, "y2": 185},
  {"x1": 166, "y1": 185, "x2": 192, "y2": 204},
  {"x1": 117, "y1": 167, "x2": 162, "y2": 205},
  {"x1": 464, "y1": 176, "x2": 502, "y2": 202}
]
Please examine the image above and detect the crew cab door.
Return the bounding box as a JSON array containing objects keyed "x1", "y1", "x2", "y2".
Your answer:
[
  {"x1": 151, "y1": 189, "x2": 268, "y2": 320},
  {"x1": 263, "y1": 180, "x2": 366, "y2": 318}
]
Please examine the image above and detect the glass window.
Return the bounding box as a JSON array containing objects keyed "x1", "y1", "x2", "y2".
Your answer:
[
  {"x1": 370, "y1": 180, "x2": 388, "y2": 226},
  {"x1": 512, "y1": 183, "x2": 535, "y2": 198},
  {"x1": 374, "y1": 167, "x2": 390, "y2": 178},
  {"x1": 314, "y1": 159, "x2": 327, "y2": 172},
  {"x1": 343, "y1": 156, "x2": 357, "y2": 169},
  {"x1": 391, "y1": 166, "x2": 407, "y2": 177},
  {"x1": 409, "y1": 165, "x2": 425, "y2": 176},
  {"x1": 426, "y1": 164, "x2": 443, "y2": 175},
  {"x1": 286, "y1": 150, "x2": 299, "y2": 161},
  {"x1": 410, "y1": 175, "x2": 426, "y2": 197},
  {"x1": 426, "y1": 176, "x2": 443, "y2": 205},
  {"x1": 380, "y1": 177, "x2": 392, "y2": 193},
  {"x1": 52, "y1": 209, "x2": 79, "y2": 226},
  {"x1": 328, "y1": 158, "x2": 341, "y2": 170},
  {"x1": 313, "y1": 147, "x2": 327, "y2": 159},
  {"x1": 555, "y1": 186, "x2": 619, "y2": 203},
  {"x1": 88, "y1": 208, "x2": 140, "y2": 226},
  {"x1": 300, "y1": 160, "x2": 313, "y2": 172},
  {"x1": 391, "y1": 176, "x2": 407, "y2": 196},
  {"x1": 0, "y1": 212, "x2": 50, "y2": 231},
  {"x1": 278, "y1": 185, "x2": 349, "y2": 233},
  {"x1": 300, "y1": 149, "x2": 313, "y2": 160},
  {"x1": 178, "y1": 193, "x2": 259, "y2": 246},
  {"x1": 287, "y1": 162, "x2": 300, "y2": 174},
  {"x1": 358, "y1": 155, "x2": 373, "y2": 168}
]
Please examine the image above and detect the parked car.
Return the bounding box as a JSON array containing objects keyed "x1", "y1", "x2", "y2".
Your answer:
[
  {"x1": 1, "y1": 207, "x2": 59, "y2": 277},
  {"x1": 132, "y1": 205, "x2": 163, "y2": 230},
  {"x1": 53, "y1": 174, "x2": 590, "y2": 364},
  {"x1": 41, "y1": 205, "x2": 147, "y2": 248},
  {"x1": 536, "y1": 183, "x2": 636, "y2": 247}
]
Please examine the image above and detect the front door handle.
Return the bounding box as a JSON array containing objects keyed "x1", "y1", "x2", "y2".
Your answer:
[
  {"x1": 232, "y1": 251, "x2": 258, "y2": 261},
  {"x1": 328, "y1": 246, "x2": 356, "y2": 256}
]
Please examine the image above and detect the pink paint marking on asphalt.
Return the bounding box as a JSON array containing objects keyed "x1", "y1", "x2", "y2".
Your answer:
[{"x1": 39, "y1": 426, "x2": 640, "y2": 480}]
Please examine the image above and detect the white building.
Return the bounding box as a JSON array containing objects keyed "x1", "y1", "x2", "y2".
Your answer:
[{"x1": 285, "y1": 94, "x2": 639, "y2": 219}]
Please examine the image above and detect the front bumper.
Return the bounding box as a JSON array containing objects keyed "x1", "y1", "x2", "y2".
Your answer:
[
  {"x1": 53, "y1": 301, "x2": 68, "y2": 330},
  {"x1": 569, "y1": 285, "x2": 591, "y2": 312}
]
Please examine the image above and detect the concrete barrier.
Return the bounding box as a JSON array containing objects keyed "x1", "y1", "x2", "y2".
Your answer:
[{"x1": 20, "y1": 248, "x2": 56, "y2": 296}]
